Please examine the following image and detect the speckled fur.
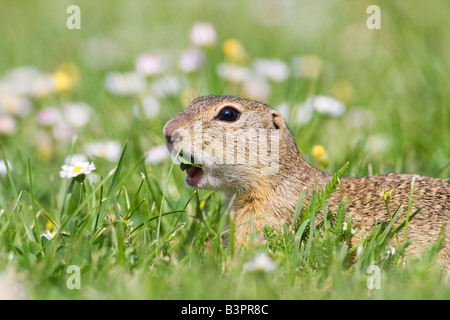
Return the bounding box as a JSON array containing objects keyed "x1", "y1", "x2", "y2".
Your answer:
[{"x1": 163, "y1": 95, "x2": 449, "y2": 269}]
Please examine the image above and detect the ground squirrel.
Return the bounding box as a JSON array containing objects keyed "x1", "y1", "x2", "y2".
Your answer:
[{"x1": 163, "y1": 95, "x2": 449, "y2": 269}]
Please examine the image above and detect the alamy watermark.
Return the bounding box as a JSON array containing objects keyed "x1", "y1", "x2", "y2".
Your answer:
[
  {"x1": 367, "y1": 5, "x2": 381, "y2": 30},
  {"x1": 366, "y1": 265, "x2": 381, "y2": 290},
  {"x1": 66, "y1": 5, "x2": 380, "y2": 31},
  {"x1": 66, "y1": 5, "x2": 81, "y2": 30},
  {"x1": 66, "y1": 265, "x2": 81, "y2": 290}
]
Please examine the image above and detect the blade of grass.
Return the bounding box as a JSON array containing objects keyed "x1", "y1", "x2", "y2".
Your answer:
[
  {"x1": 0, "y1": 190, "x2": 24, "y2": 238},
  {"x1": 291, "y1": 189, "x2": 306, "y2": 232},
  {"x1": 28, "y1": 158, "x2": 40, "y2": 245},
  {"x1": 58, "y1": 165, "x2": 117, "y2": 234},
  {"x1": 126, "y1": 210, "x2": 186, "y2": 237},
  {"x1": 404, "y1": 176, "x2": 415, "y2": 241},
  {"x1": 1, "y1": 145, "x2": 35, "y2": 242},
  {"x1": 156, "y1": 123, "x2": 201, "y2": 243},
  {"x1": 94, "y1": 141, "x2": 128, "y2": 232},
  {"x1": 111, "y1": 192, "x2": 125, "y2": 263},
  {"x1": 302, "y1": 189, "x2": 317, "y2": 264}
]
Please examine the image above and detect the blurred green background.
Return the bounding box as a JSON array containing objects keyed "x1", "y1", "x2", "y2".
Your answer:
[{"x1": 1, "y1": 0, "x2": 448, "y2": 178}]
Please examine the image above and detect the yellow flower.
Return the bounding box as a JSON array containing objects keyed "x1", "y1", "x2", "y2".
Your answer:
[
  {"x1": 222, "y1": 39, "x2": 247, "y2": 63},
  {"x1": 52, "y1": 62, "x2": 80, "y2": 92},
  {"x1": 312, "y1": 145, "x2": 329, "y2": 164},
  {"x1": 45, "y1": 220, "x2": 54, "y2": 231},
  {"x1": 312, "y1": 145, "x2": 326, "y2": 158},
  {"x1": 52, "y1": 70, "x2": 72, "y2": 91},
  {"x1": 380, "y1": 188, "x2": 394, "y2": 202},
  {"x1": 199, "y1": 200, "x2": 206, "y2": 210}
]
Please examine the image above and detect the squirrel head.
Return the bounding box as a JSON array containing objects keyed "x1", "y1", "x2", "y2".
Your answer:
[{"x1": 163, "y1": 95, "x2": 296, "y2": 191}]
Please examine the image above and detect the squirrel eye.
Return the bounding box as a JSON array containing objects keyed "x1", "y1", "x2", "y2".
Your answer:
[{"x1": 217, "y1": 107, "x2": 240, "y2": 122}]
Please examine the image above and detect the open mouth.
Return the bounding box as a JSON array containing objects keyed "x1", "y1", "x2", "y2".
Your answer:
[{"x1": 178, "y1": 153, "x2": 204, "y2": 187}]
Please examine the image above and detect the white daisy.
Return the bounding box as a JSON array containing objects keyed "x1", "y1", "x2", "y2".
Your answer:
[
  {"x1": 59, "y1": 161, "x2": 96, "y2": 179},
  {"x1": 36, "y1": 107, "x2": 63, "y2": 127},
  {"x1": 63, "y1": 102, "x2": 93, "y2": 128},
  {"x1": 252, "y1": 59, "x2": 289, "y2": 82},
  {"x1": 0, "y1": 160, "x2": 13, "y2": 177},
  {"x1": 241, "y1": 77, "x2": 271, "y2": 102},
  {"x1": 189, "y1": 22, "x2": 217, "y2": 47},
  {"x1": 145, "y1": 145, "x2": 169, "y2": 164},
  {"x1": 294, "y1": 102, "x2": 314, "y2": 126},
  {"x1": 1, "y1": 66, "x2": 42, "y2": 96},
  {"x1": 345, "y1": 108, "x2": 375, "y2": 129},
  {"x1": 178, "y1": 48, "x2": 205, "y2": 73},
  {"x1": 151, "y1": 76, "x2": 182, "y2": 98},
  {"x1": 243, "y1": 253, "x2": 276, "y2": 272},
  {"x1": 84, "y1": 140, "x2": 122, "y2": 162},
  {"x1": 52, "y1": 122, "x2": 75, "y2": 142},
  {"x1": 135, "y1": 52, "x2": 165, "y2": 76},
  {"x1": 310, "y1": 95, "x2": 345, "y2": 116},
  {"x1": 40, "y1": 230, "x2": 56, "y2": 240},
  {"x1": 104, "y1": 72, "x2": 146, "y2": 96},
  {"x1": 133, "y1": 95, "x2": 160, "y2": 119},
  {"x1": 30, "y1": 74, "x2": 57, "y2": 97},
  {"x1": 275, "y1": 102, "x2": 291, "y2": 121},
  {"x1": 216, "y1": 63, "x2": 252, "y2": 83},
  {"x1": 0, "y1": 94, "x2": 32, "y2": 117},
  {"x1": 0, "y1": 115, "x2": 16, "y2": 135}
]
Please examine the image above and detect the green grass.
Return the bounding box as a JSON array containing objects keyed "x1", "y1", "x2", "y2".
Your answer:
[{"x1": 0, "y1": 0, "x2": 449, "y2": 299}]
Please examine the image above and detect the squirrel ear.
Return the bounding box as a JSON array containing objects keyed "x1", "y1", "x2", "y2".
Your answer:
[{"x1": 271, "y1": 110, "x2": 284, "y2": 130}]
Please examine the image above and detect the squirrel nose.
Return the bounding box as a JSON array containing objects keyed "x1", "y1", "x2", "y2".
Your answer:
[{"x1": 163, "y1": 118, "x2": 182, "y2": 147}]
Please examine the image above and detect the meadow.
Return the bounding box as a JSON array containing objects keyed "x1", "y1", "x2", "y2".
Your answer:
[{"x1": 0, "y1": 0, "x2": 449, "y2": 299}]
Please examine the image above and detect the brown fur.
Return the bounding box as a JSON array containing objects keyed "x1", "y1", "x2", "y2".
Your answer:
[{"x1": 163, "y1": 95, "x2": 449, "y2": 269}]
